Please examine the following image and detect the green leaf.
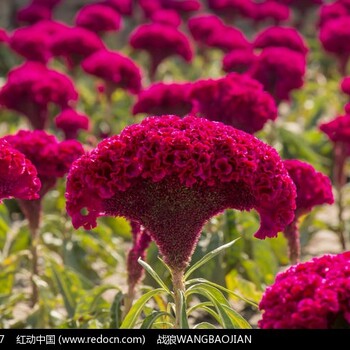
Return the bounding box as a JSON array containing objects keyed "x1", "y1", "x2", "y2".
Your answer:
[
  {"x1": 193, "y1": 322, "x2": 216, "y2": 329},
  {"x1": 141, "y1": 311, "x2": 172, "y2": 329},
  {"x1": 221, "y1": 305, "x2": 252, "y2": 329},
  {"x1": 179, "y1": 291, "x2": 189, "y2": 329},
  {"x1": 184, "y1": 239, "x2": 240, "y2": 280},
  {"x1": 157, "y1": 256, "x2": 172, "y2": 275},
  {"x1": 110, "y1": 292, "x2": 124, "y2": 329},
  {"x1": 120, "y1": 288, "x2": 164, "y2": 329},
  {"x1": 138, "y1": 258, "x2": 171, "y2": 294}
]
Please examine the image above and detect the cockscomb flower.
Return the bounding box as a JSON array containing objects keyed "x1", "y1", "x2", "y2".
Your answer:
[
  {"x1": 0, "y1": 140, "x2": 41, "y2": 203},
  {"x1": 190, "y1": 73, "x2": 278, "y2": 134},
  {"x1": 253, "y1": 26, "x2": 308, "y2": 55},
  {"x1": 318, "y1": 2, "x2": 349, "y2": 28},
  {"x1": 132, "y1": 82, "x2": 193, "y2": 117},
  {"x1": 82, "y1": 50, "x2": 142, "y2": 97},
  {"x1": 51, "y1": 27, "x2": 105, "y2": 69},
  {"x1": 0, "y1": 62, "x2": 78, "y2": 130},
  {"x1": 55, "y1": 109, "x2": 90, "y2": 140},
  {"x1": 259, "y1": 252, "x2": 350, "y2": 329},
  {"x1": 0, "y1": 28, "x2": 9, "y2": 44},
  {"x1": 207, "y1": 0, "x2": 254, "y2": 20},
  {"x1": 151, "y1": 10, "x2": 181, "y2": 27},
  {"x1": 160, "y1": 0, "x2": 201, "y2": 14},
  {"x1": 320, "y1": 115, "x2": 350, "y2": 144},
  {"x1": 250, "y1": 47, "x2": 306, "y2": 102},
  {"x1": 345, "y1": 103, "x2": 350, "y2": 114},
  {"x1": 252, "y1": 1, "x2": 290, "y2": 25},
  {"x1": 206, "y1": 25, "x2": 251, "y2": 53},
  {"x1": 129, "y1": 23, "x2": 193, "y2": 80},
  {"x1": 17, "y1": 4, "x2": 52, "y2": 24},
  {"x1": 139, "y1": 0, "x2": 161, "y2": 17},
  {"x1": 341, "y1": 76, "x2": 350, "y2": 96},
  {"x1": 66, "y1": 115, "x2": 296, "y2": 271},
  {"x1": 75, "y1": 4, "x2": 122, "y2": 35},
  {"x1": 319, "y1": 16, "x2": 350, "y2": 75},
  {"x1": 222, "y1": 49, "x2": 256, "y2": 73},
  {"x1": 32, "y1": 0, "x2": 62, "y2": 9},
  {"x1": 283, "y1": 159, "x2": 334, "y2": 263},
  {"x1": 101, "y1": 0, "x2": 133, "y2": 16}
]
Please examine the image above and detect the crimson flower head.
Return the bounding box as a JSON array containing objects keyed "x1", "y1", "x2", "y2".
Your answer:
[
  {"x1": 139, "y1": 0, "x2": 161, "y2": 17},
  {"x1": 51, "y1": 27, "x2": 105, "y2": 69},
  {"x1": 223, "y1": 49, "x2": 256, "y2": 73},
  {"x1": 55, "y1": 109, "x2": 90, "y2": 140},
  {"x1": 132, "y1": 82, "x2": 193, "y2": 117},
  {"x1": 254, "y1": 26, "x2": 308, "y2": 55},
  {"x1": 188, "y1": 14, "x2": 224, "y2": 46},
  {"x1": 0, "y1": 140, "x2": 41, "y2": 203},
  {"x1": 32, "y1": 0, "x2": 62, "y2": 9},
  {"x1": 101, "y1": 0, "x2": 133, "y2": 15},
  {"x1": 75, "y1": 4, "x2": 122, "y2": 34},
  {"x1": 17, "y1": 4, "x2": 52, "y2": 24},
  {"x1": 3, "y1": 130, "x2": 84, "y2": 196},
  {"x1": 208, "y1": 0, "x2": 254, "y2": 20},
  {"x1": 320, "y1": 115, "x2": 350, "y2": 144},
  {"x1": 151, "y1": 10, "x2": 181, "y2": 27},
  {"x1": 0, "y1": 28, "x2": 9, "y2": 44},
  {"x1": 319, "y1": 16, "x2": 350, "y2": 75},
  {"x1": 206, "y1": 25, "x2": 251, "y2": 53},
  {"x1": 190, "y1": 73, "x2": 278, "y2": 134},
  {"x1": 250, "y1": 47, "x2": 306, "y2": 102},
  {"x1": 259, "y1": 252, "x2": 350, "y2": 329},
  {"x1": 129, "y1": 23, "x2": 193, "y2": 79},
  {"x1": 319, "y1": 2, "x2": 349, "y2": 28},
  {"x1": 66, "y1": 115, "x2": 296, "y2": 271},
  {"x1": 346, "y1": 103, "x2": 350, "y2": 114},
  {"x1": 160, "y1": 0, "x2": 201, "y2": 13},
  {"x1": 0, "y1": 62, "x2": 78, "y2": 130},
  {"x1": 82, "y1": 50, "x2": 142, "y2": 95},
  {"x1": 341, "y1": 76, "x2": 350, "y2": 96},
  {"x1": 252, "y1": 2, "x2": 290, "y2": 25}
]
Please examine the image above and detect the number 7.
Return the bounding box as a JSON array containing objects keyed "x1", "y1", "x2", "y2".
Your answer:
[{"x1": 0, "y1": 335, "x2": 4, "y2": 344}]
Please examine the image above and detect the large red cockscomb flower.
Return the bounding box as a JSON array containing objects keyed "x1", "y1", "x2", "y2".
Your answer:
[
  {"x1": 0, "y1": 140, "x2": 41, "y2": 203},
  {"x1": 101, "y1": 0, "x2": 133, "y2": 15},
  {"x1": 340, "y1": 76, "x2": 350, "y2": 96},
  {"x1": 51, "y1": 27, "x2": 105, "y2": 69},
  {"x1": 207, "y1": 0, "x2": 255, "y2": 20},
  {"x1": 129, "y1": 23, "x2": 193, "y2": 80},
  {"x1": 132, "y1": 82, "x2": 193, "y2": 117},
  {"x1": 75, "y1": 4, "x2": 122, "y2": 34},
  {"x1": 283, "y1": 159, "x2": 334, "y2": 263},
  {"x1": 319, "y1": 16, "x2": 350, "y2": 75},
  {"x1": 190, "y1": 73, "x2": 278, "y2": 134},
  {"x1": 151, "y1": 10, "x2": 181, "y2": 27},
  {"x1": 259, "y1": 252, "x2": 350, "y2": 329},
  {"x1": 66, "y1": 115, "x2": 296, "y2": 271},
  {"x1": 0, "y1": 28, "x2": 9, "y2": 44},
  {"x1": 55, "y1": 109, "x2": 90, "y2": 140},
  {"x1": 206, "y1": 25, "x2": 251, "y2": 53},
  {"x1": 254, "y1": 26, "x2": 308, "y2": 55},
  {"x1": 0, "y1": 62, "x2": 78, "y2": 130},
  {"x1": 17, "y1": 4, "x2": 52, "y2": 24},
  {"x1": 82, "y1": 50, "x2": 142, "y2": 97},
  {"x1": 222, "y1": 49, "x2": 256, "y2": 74},
  {"x1": 250, "y1": 47, "x2": 306, "y2": 102},
  {"x1": 252, "y1": 1, "x2": 290, "y2": 25},
  {"x1": 320, "y1": 115, "x2": 350, "y2": 144},
  {"x1": 318, "y1": 2, "x2": 349, "y2": 28}
]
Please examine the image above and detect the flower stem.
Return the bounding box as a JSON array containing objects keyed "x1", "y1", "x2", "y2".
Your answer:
[
  {"x1": 283, "y1": 219, "x2": 300, "y2": 264},
  {"x1": 172, "y1": 269, "x2": 185, "y2": 329},
  {"x1": 30, "y1": 228, "x2": 39, "y2": 307},
  {"x1": 123, "y1": 285, "x2": 135, "y2": 318}
]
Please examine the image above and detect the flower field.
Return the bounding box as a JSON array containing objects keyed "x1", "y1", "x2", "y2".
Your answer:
[{"x1": 0, "y1": 0, "x2": 350, "y2": 330}]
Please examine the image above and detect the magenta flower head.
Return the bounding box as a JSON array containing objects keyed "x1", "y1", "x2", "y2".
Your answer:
[
  {"x1": 129, "y1": 23, "x2": 193, "y2": 79},
  {"x1": 51, "y1": 27, "x2": 105, "y2": 69},
  {"x1": 319, "y1": 16, "x2": 350, "y2": 75},
  {"x1": 259, "y1": 252, "x2": 350, "y2": 329},
  {"x1": 206, "y1": 25, "x2": 251, "y2": 53},
  {"x1": 190, "y1": 73, "x2": 278, "y2": 134},
  {"x1": 340, "y1": 76, "x2": 350, "y2": 96},
  {"x1": 208, "y1": 0, "x2": 254, "y2": 20},
  {"x1": 32, "y1": 0, "x2": 62, "y2": 9},
  {"x1": 223, "y1": 49, "x2": 256, "y2": 73},
  {"x1": 75, "y1": 4, "x2": 122, "y2": 35},
  {"x1": 253, "y1": 26, "x2": 308, "y2": 55},
  {"x1": 66, "y1": 115, "x2": 296, "y2": 271},
  {"x1": 188, "y1": 14, "x2": 224, "y2": 47},
  {"x1": 160, "y1": 0, "x2": 201, "y2": 13},
  {"x1": 17, "y1": 4, "x2": 52, "y2": 25},
  {"x1": 0, "y1": 140, "x2": 41, "y2": 203},
  {"x1": 346, "y1": 103, "x2": 350, "y2": 114},
  {"x1": 151, "y1": 10, "x2": 182, "y2": 27},
  {"x1": 319, "y1": 2, "x2": 349, "y2": 28},
  {"x1": 320, "y1": 115, "x2": 350, "y2": 144},
  {"x1": 283, "y1": 159, "x2": 334, "y2": 263},
  {"x1": 3, "y1": 130, "x2": 84, "y2": 197},
  {"x1": 0, "y1": 62, "x2": 78, "y2": 130},
  {"x1": 9, "y1": 26, "x2": 52, "y2": 64},
  {"x1": 82, "y1": 50, "x2": 142, "y2": 97},
  {"x1": 250, "y1": 47, "x2": 306, "y2": 102},
  {"x1": 139, "y1": 0, "x2": 161, "y2": 18},
  {"x1": 102, "y1": 0, "x2": 133, "y2": 16},
  {"x1": 0, "y1": 28, "x2": 9, "y2": 44},
  {"x1": 55, "y1": 109, "x2": 90, "y2": 140},
  {"x1": 252, "y1": 2, "x2": 290, "y2": 25},
  {"x1": 132, "y1": 82, "x2": 193, "y2": 117}
]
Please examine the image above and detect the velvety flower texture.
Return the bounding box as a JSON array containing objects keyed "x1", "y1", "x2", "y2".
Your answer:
[
  {"x1": 208, "y1": 0, "x2": 254, "y2": 19},
  {"x1": 190, "y1": 73, "x2": 278, "y2": 134},
  {"x1": 0, "y1": 62, "x2": 78, "y2": 130},
  {"x1": 75, "y1": 4, "x2": 122, "y2": 34},
  {"x1": 319, "y1": 2, "x2": 349, "y2": 28},
  {"x1": 340, "y1": 76, "x2": 350, "y2": 96},
  {"x1": 0, "y1": 140, "x2": 40, "y2": 203},
  {"x1": 222, "y1": 49, "x2": 256, "y2": 74},
  {"x1": 132, "y1": 82, "x2": 193, "y2": 117},
  {"x1": 55, "y1": 109, "x2": 90, "y2": 140},
  {"x1": 82, "y1": 50, "x2": 142, "y2": 95},
  {"x1": 0, "y1": 28, "x2": 9, "y2": 43},
  {"x1": 250, "y1": 47, "x2": 306, "y2": 102},
  {"x1": 101, "y1": 0, "x2": 133, "y2": 15},
  {"x1": 17, "y1": 4, "x2": 52, "y2": 24},
  {"x1": 253, "y1": 26, "x2": 308, "y2": 55},
  {"x1": 51, "y1": 27, "x2": 105, "y2": 69},
  {"x1": 320, "y1": 115, "x2": 350, "y2": 144},
  {"x1": 345, "y1": 103, "x2": 350, "y2": 114},
  {"x1": 259, "y1": 252, "x2": 350, "y2": 329},
  {"x1": 151, "y1": 10, "x2": 181, "y2": 27},
  {"x1": 160, "y1": 0, "x2": 201, "y2": 13},
  {"x1": 66, "y1": 115, "x2": 296, "y2": 271},
  {"x1": 129, "y1": 23, "x2": 193, "y2": 78},
  {"x1": 252, "y1": 2, "x2": 290, "y2": 25}
]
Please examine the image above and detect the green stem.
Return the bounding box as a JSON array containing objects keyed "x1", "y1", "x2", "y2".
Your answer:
[
  {"x1": 172, "y1": 269, "x2": 185, "y2": 329},
  {"x1": 30, "y1": 228, "x2": 39, "y2": 307}
]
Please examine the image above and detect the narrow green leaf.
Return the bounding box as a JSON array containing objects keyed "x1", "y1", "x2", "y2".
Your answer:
[
  {"x1": 179, "y1": 291, "x2": 189, "y2": 329},
  {"x1": 141, "y1": 311, "x2": 173, "y2": 329},
  {"x1": 193, "y1": 322, "x2": 217, "y2": 329},
  {"x1": 157, "y1": 256, "x2": 172, "y2": 275},
  {"x1": 110, "y1": 292, "x2": 124, "y2": 329},
  {"x1": 120, "y1": 288, "x2": 164, "y2": 329},
  {"x1": 184, "y1": 239, "x2": 240, "y2": 280},
  {"x1": 187, "y1": 301, "x2": 212, "y2": 315},
  {"x1": 138, "y1": 258, "x2": 171, "y2": 294},
  {"x1": 221, "y1": 305, "x2": 252, "y2": 329}
]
